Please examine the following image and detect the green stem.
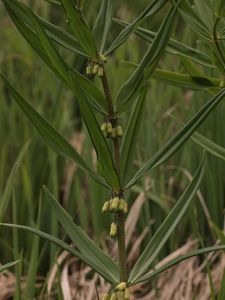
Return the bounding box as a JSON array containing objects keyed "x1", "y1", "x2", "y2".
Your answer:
[{"x1": 100, "y1": 67, "x2": 128, "y2": 282}]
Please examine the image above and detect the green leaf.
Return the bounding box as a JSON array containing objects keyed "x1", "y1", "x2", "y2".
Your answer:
[
  {"x1": 116, "y1": 1, "x2": 180, "y2": 114},
  {"x1": 2, "y1": 0, "x2": 86, "y2": 57},
  {"x1": 122, "y1": 61, "x2": 221, "y2": 90},
  {"x1": 0, "y1": 260, "x2": 21, "y2": 273},
  {"x1": 2, "y1": 0, "x2": 107, "y2": 113},
  {"x1": 0, "y1": 72, "x2": 109, "y2": 188},
  {"x1": 126, "y1": 88, "x2": 225, "y2": 189},
  {"x1": 0, "y1": 223, "x2": 118, "y2": 285},
  {"x1": 71, "y1": 84, "x2": 120, "y2": 189},
  {"x1": 43, "y1": 187, "x2": 119, "y2": 284},
  {"x1": 0, "y1": 142, "x2": 29, "y2": 222},
  {"x1": 180, "y1": 1, "x2": 212, "y2": 41},
  {"x1": 93, "y1": 0, "x2": 114, "y2": 53},
  {"x1": 129, "y1": 154, "x2": 205, "y2": 284},
  {"x1": 120, "y1": 87, "x2": 147, "y2": 186},
  {"x1": 114, "y1": 18, "x2": 214, "y2": 67},
  {"x1": 105, "y1": 0, "x2": 168, "y2": 55},
  {"x1": 138, "y1": 244, "x2": 225, "y2": 283},
  {"x1": 176, "y1": 120, "x2": 225, "y2": 162},
  {"x1": 60, "y1": 0, "x2": 97, "y2": 57}
]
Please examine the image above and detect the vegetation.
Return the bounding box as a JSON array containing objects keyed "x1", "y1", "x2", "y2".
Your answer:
[{"x1": 0, "y1": 0, "x2": 225, "y2": 299}]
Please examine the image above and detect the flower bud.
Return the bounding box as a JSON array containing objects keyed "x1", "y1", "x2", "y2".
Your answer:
[
  {"x1": 100, "y1": 54, "x2": 107, "y2": 63},
  {"x1": 124, "y1": 288, "x2": 130, "y2": 300},
  {"x1": 111, "y1": 128, "x2": 117, "y2": 139},
  {"x1": 123, "y1": 201, "x2": 128, "y2": 214},
  {"x1": 116, "y1": 125, "x2": 123, "y2": 137},
  {"x1": 107, "y1": 122, "x2": 113, "y2": 134},
  {"x1": 116, "y1": 291, "x2": 124, "y2": 300},
  {"x1": 110, "y1": 197, "x2": 120, "y2": 211},
  {"x1": 101, "y1": 122, "x2": 107, "y2": 132},
  {"x1": 102, "y1": 201, "x2": 110, "y2": 213},
  {"x1": 92, "y1": 64, "x2": 99, "y2": 75},
  {"x1": 110, "y1": 293, "x2": 117, "y2": 300},
  {"x1": 102, "y1": 294, "x2": 110, "y2": 300},
  {"x1": 86, "y1": 64, "x2": 92, "y2": 76},
  {"x1": 98, "y1": 66, "x2": 104, "y2": 77},
  {"x1": 110, "y1": 222, "x2": 117, "y2": 237},
  {"x1": 116, "y1": 282, "x2": 127, "y2": 291}
]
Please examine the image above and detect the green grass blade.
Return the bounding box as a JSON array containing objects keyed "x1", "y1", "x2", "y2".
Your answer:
[
  {"x1": 93, "y1": 0, "x2": 114, "y2": 53},
  {"x1": 60, "y1": 0, "x2": 97, "y2": 57},
  {"x1": 0, "y1": 142, "x2": 29, "y2": 222},
  {"x1": 71, "y1": 85, "x2": 120, "y2": 189},
  {"x1": 0, "y1": 223, "x2": 118, "y2": 285},
  {"x1": 116, "y1": 1, "x2": 180, "y2": 114},
  {"x1": 114, "y1": 18, "x2": 213, "y2": 67},
  {"x1": 126, "y1": 88, "x2": 225, "y2": 189},
  {"x1": 137, "y1": 244, "x2": 225, "y2": 284},
  {"x1": 0, "y1": 260, "x2": 20, "y2": 273},
  {"x1": 120, "y1": 87, "x2": 147, "y2": 186},
  {"x1": 129, "y1": 153, "x2": 205, "y2": 284},
  {"x1": 43, "y1": 187, "x2": 119, "y2": 283},
  {"x1": 105, "y1": 0, "x2": 168, "y2": 55},
  {"x1": 0, "y1": 73, "x2": 109, "y2": 188}
]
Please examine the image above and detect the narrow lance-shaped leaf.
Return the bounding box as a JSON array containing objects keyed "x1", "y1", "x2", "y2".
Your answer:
[
  {"x1": 2, "y1": 0, "x2": 107, "y2": 113},
  {"x1": 0, "y1": 223, "x2": 118, "y2": 285},
  {"x1": 105, "y1": 0, "x2": 168, "y2": 55},
  {"x1": 93, "y1": 0, "x2": 114, "y2": 53},
  {"x1": 0, "y1": 72, "x2": 109, "y2": 188},
  {"x1": 174, "y1": 118, "x2": 225, "y2": 162},
  {"x1": 138, "y1": 244, "x2": 225, "y2": 283},
  {"x1": 3, "y1": 0, "x2": 86, "y2": 57},
  {"x1": 129, "y1": 153, "x2": 205, "y2": 284},
  {"x1": 60, "y1": 0, "x2": 97, "y2": 58},
  {"x1": 126, "y1": 88, "x2": 225, "y2": 189},
  {"x1": 71, "y1": 84, "x2": 120, "y2": 189},
  {"x1": 120, "y1": 87, "x2": 147, "y2": 186},
  {"x1": 114, "y1": 18, "x2": 213, "y2": 67},
  {"x1": 43, "y1": 187, "x2": 120, "y2": 283},
  {"x1": 0, "y1": 260, "x2": 21, "y2": 273},
  {"x1": 116, "y1": 1, "x2": 180, "y2": 114}
]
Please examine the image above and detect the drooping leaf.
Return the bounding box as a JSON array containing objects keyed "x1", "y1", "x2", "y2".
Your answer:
[
  {"x1": 60, "y1": 0, "x2": 97, "y2": 58},
  {"x1": 43, "y1": 187, "x2": 119, "y2": 283},
  {"x1": 126, "y1": 88, "x2": 225, "y2": 189},
  {"x1": 93, "y1": 0, "x2": 114, "y2": 53},
  {"x1": 137, "y1": 244, "x2": 225, "y2": 284},
  {"x1": 0, "y1": 72, "x2": 109, "y2": 188},
  {"x1": 105, "y1": 0, "x2": 168, "y2": 55},
  {"x1": 0, "y1": 223, "x2": 118, "y2": 285},
  {"x1": 0, "y1": 260, "x2": 21, "y2": 273},
  {"x1": 129, "y1": 154, "x2": 205, "y2": 284},
  {"x1": 116, "y1": 1, "x2": 180, "y2": 114},
  {"x1": 120, "y1": 87, "x2": 147, "y2": 186}
]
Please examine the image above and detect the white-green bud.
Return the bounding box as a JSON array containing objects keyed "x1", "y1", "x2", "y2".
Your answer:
[
  {"x1": 110, "y1": 222, "x2": 117, "y2": 237},
  {"x1": 110, "y1": 197, "x2": 120, "y2": 211},
  {"x1": 116, "y1": 125, "x2": 123, "y2": 137},
  {"x1": 116, "y1": 282, "x2": 127, "y2": 291},
  {"x1": 99, "y1": 53, "x2": 107, "y2": 63},
  {"x1": 101, "y1": 122, "x2": 107, "y2": 132},
  {"x1": 98, "y1": 66, "x2": 104, "y2": 77},
  {"x1": 102, "y1": 201, "x2": 110, "y2": 213},
  {"x1": 86, "y1": 64, "x2": 92, "y2": 76},
  {"x1": 102, "y1": 294, "x2": 110, "y2": 300},
  {"x1": 116, "y1": 291, "x2": 124, "y2": 300},
  {"x1": 107, "y1": 122, "x2": 113, "y2": 134},
  {"x1": 109, "y1": 293, "x2": 117, "y2": 300},
  {"x1": 124, "y1": 288, "x2": 130, "y2": 299},
  {"x1": 92, "y1": 64, "x2": 99, "y2": 75}
]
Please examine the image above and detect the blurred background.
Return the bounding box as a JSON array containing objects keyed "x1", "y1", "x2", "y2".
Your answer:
[{"x1": 0, "y1": 0, "x2": 225, "y2": 299}]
